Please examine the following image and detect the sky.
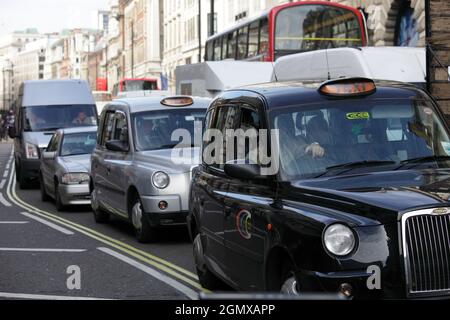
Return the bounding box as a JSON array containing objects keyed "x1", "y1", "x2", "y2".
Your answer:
[{"x1": 0, "y1": 0, "x2": 110, "y2": 36}]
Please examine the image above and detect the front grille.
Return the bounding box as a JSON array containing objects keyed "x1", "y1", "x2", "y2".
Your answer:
[{"x1": 402, "y1": 209, "x2": 450, "y2": 297}]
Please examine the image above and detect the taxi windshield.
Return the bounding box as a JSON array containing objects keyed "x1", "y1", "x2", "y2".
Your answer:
[
  {"x1": 270, "y1": 98, "x2": 450, "y2": 180},
  {"x1": 133, "y1": 109, "x2": 205, "y2": 151}
]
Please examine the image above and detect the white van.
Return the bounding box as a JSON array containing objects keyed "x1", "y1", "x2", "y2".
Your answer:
[
  {"x1": 273, "y1": 47, "x2": 426, "y2": 87},
  {"x1": 9, "y1": 79, "x2": 97, "y2": 189}
]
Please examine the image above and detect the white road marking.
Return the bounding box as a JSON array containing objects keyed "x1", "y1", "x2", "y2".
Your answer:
[
  {"x1": 0, "y1": 193, "x2": 12, "y2": 207},
  {"x1": 0, "y1": 221, "x2": 29, "y2": 224},
  {"x1": 3, "y1": 170, "x2": 9, "y2": 178},
  {"x1": 20, "y1": 212, "x2": 74, "y2": 235},
  {"x1": 98, "y1": 247, "x2": 198, "y2": 300},
  {"x1": 0, "y1": 179, "x2": 6, "y2": 189},
  {"x1": 0, "y1": 248, "x2": 86, "y2": 253},
  {"x1": 0, "y1": 292, "x2": 111, "y2": 300}
]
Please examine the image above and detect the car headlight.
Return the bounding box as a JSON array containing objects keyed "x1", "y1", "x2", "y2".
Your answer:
[
  {"x1": 152, "y1": 171, "x2": 170, "y2": 189},
  {"x1": 25, "y1": 143, "x2": 39, "y2": 159},
  {"x1": 61, "y1": 173, "x2": 90, "y2": 185},
  {"x1": 323, "y1": 224, "x2": 356, "y2": 256}
]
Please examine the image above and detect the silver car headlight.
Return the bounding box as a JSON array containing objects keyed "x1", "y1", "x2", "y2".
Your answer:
[
  {"x1": 25, "y1": 143, "x2": 39, "y2": 159},
  {"x1": 152, "y1": 171, "x2": 170, "y2": 189},
  {"x1": 61, "y1": 173, "x2": 90, "y2": 185},
  {"x1": 323, "y1": 224, "x2": 356, "y2": 256}
]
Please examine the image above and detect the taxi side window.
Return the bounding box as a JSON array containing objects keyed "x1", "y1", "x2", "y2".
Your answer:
[
  {"x1": 236, "y1": 105, "x2": 260, "y2": 164},
  {"x1": 100, "y1": 111, "x2": 115, "y2": 147},
  {"x1": 203, "y1": 105, "x2": 238, "y2": 170},
  {"x1": 112, "y1": 112, "x2": 129, "y2": 144}
]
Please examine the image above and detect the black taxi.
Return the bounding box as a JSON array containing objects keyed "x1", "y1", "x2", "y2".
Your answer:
[{"x1": 188, "y1": 78, "x2": 450, "y2": 299}]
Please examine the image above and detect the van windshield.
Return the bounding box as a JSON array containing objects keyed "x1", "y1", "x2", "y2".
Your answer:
[
  {"x1": 23, "y1": 105, "x2": 97, "y2": 132},
  {"x1": 270, "y1": 98, "x2": 450, "y2": 180}
]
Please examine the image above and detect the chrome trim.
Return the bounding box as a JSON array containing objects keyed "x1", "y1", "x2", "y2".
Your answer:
[{"x1": 400, "y1": 207, "x2": 450, "y2": 298}]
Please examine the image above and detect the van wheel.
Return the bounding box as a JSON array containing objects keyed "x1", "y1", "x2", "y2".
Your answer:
[
  {"x1": 54, "y1": 181, "x2": 65, "y2": 212},
  {"x1": 17, "y1": 163, "x2": 30, "y2": 189},
  {"x1": 193, "y1": 234, "x2": 222, "y2": 290},
  {"x1": 39, "y1": 173, "x2": 50, "y2": 202},
  {"x1": 131, "y1": 197, "x2": 156, "y2": 243}
]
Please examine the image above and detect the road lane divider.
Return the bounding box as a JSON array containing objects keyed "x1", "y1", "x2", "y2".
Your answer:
[
  {"x1": 0, "y1": 221, "x2": 29, "y2": 224},
  {"x1": 0, "y1": 248, "x2": 86, "y2": 253},
  {"x1": 0, "y1": 292, "x2": 112, "y2": 300},
  {"x1": 0, "y1": 192, "x2": 11, "y2": 207},
  {"x1": 98, "y1": 247, "x2": 198, "y2": 300},
  {"x1": 20, "y1": 211, "x2": 74, "y2": 235},
  {"x1": 6, "y1": 163, "x2": 207, "y2": 296}
]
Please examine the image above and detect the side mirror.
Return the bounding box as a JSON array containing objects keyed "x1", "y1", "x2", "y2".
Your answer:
[
  {"x1": 224, "y1": 160, "x2": 265, "y2": 180},
  {"x1": 42, "y1": 151, "x2": 57, "y2": 160},
  {"x1": 105, "y1": 140, "x2": 129, "y2": 152},
  {"x1": 8, "y1": 127, "x2": 18, "y2": 139}
]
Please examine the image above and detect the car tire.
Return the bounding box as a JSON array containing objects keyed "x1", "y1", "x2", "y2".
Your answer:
[
  {"x1": 93, "y1": 206, "x2": 110, "y2": 223},
  {"x1": 131, "y1": 196, "x2": 156, "y2": 243},
  {"x1": 193, "y1": 234, "x2": 222, "y2": 290},
  {"x1": 280, "y1": 261, "x2": 299, "y2": 295},
  {"x1": 39, "y1": 173, "x2": 50, "y2": 202},
  {"x1": 17, "y1": 162, "x2": 31, "y2": 190},
  {"x1": 54, "y1": 181, "x2": 65, "y2": 212}
]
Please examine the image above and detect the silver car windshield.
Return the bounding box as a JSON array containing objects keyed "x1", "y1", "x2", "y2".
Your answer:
[
  {"x1": 133, "y1": 109, "x2": 206, "y2": 151},
  {"x1": 270, "y1": 98, "x2": 450, "y2": 180},
  {"x1": 61, "y1": 132, "x2": 97, "y2": 157}
]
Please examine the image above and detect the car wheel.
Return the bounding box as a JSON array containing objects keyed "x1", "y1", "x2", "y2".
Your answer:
[
  {"x1": 91, "y1": 189, "x2": 110, "y2": 223},
  {"x1": 193, "y1": 234, "x2": 222, "y2": 290},
  {"x1": 54, "y1": 181, "x2": 65, "y2": 212},
  {"x1": 39, "y1": 173, "x2": 50, "y2": 202},
  {"x1": 17, "y1": 162, "x2": 30, "y2": 189},
  {"x1": 131, "y1": 197, "x2": 156, "y2": 243},
  {"x1": 280, "y1": 262, "x2": 299, "y2": 295}
]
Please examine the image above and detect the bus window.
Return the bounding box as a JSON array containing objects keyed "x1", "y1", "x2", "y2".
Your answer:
[
  {"x1": 227, "y1": 31, "x2": 237, "y2": 59},
  {"x1": 248, "y1": 21, "x2": 260, "y2": 58},
  {"x1": 221, "y1": 35, "x2": 228, "y2": 59},
  {"x1": 274, "y1": 5, "x2": 362, "y2": 54},
  {"x1": 259, "y1": 18, "x2": 269, "y2": 58},
  {"x1": 237, "y1": 27, "x2": 248, "y2": 60},
  {"x1": 206, "y1": 41, "x2": 214, "y2": 61},
  {"x1": 214, "y1": 38, "x2": 222, "y2": 61}
]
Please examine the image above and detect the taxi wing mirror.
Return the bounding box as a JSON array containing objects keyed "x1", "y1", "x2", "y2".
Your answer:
[
  {"x1": 105, "y1": 140, "x2": 129, "y2": 152},
  {"x1": 224, "y1": 160, "x2": 266, "y2": 180},
  {"x1": 42, "y1": 151, "x2": 57, "y2": 160}
]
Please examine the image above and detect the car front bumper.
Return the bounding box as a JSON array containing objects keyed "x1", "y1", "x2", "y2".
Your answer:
[
  {"x1": 140, "y1": 194, "x2": 188, "y2": 227},
  {"x1": 58, "y1": 184, "x2": 91, "y2": 206}
]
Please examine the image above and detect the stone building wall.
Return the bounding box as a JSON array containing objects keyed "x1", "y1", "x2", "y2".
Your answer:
[{"x1": 330, "y1": 0, "x2": 425, "y2": 46}]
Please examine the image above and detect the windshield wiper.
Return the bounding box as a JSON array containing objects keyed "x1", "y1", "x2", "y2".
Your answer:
[
  {"x1": 394, "y1": 155, "x2": 450, "y2": 170},
  {"x1": 314, "y1": 160, "x2": 396, "y2": 178}
]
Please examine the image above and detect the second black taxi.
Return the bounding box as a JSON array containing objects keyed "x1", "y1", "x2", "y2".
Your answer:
[{"x1": 188, "y1": 77, "x2": 450, "y2": 299}]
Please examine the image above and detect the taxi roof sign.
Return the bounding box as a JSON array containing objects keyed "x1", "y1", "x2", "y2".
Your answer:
[
  {"x1": 161, "y1": 96, "x2": 194, "y2": 107},
  {"x1": 319, "y1": 78, "x2": 376, "y2": 97}
]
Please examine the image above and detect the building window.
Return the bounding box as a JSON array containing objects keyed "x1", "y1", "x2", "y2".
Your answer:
[{"x1": 395, "y1": 1, "x2": 419, "y2": 47}]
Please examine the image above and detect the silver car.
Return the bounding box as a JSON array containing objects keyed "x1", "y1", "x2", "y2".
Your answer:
[
  {"x1": 91, "y1": 96, "x2": 210, "y2": 243},
  {"x1": 39, "y1": 126, "x2": 97, "y2": 211}
]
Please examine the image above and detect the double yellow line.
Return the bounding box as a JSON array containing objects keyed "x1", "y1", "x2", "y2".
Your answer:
[{"x1": 6, "y1": 162, "x2": 208, "y2": 294}]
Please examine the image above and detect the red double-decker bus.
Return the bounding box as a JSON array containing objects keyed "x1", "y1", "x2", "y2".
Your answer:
[
  {"x1": 205, "y1": 1, "x2": 367, "y2": 62},
  {"x1": 112, "y1": 78, "x2": 159, "y2": 97}
]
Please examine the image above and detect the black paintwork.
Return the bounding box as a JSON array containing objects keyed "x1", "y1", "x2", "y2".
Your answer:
[{"x1": 188, "y1": 80, "x2": 450, "y2": 299}]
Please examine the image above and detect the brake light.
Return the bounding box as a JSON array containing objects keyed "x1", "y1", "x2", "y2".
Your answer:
[
  {"x1": 161, "y1": 96, "x2": 194, "y2": 107},
  {"x1": 319, "y1": 78, "x2": 376, "y2": 97}
]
